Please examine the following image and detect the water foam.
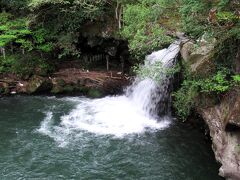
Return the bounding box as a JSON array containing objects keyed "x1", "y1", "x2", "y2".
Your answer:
[
  {"x1": 38, "y1": 96, "x2": 170, "y2": 142},
  {"x1": 38, "y1": 111, "x2": 53, "y2": 135},
  {"x1": 37, "y1": 42, "x2": 180, "y2": 145}
]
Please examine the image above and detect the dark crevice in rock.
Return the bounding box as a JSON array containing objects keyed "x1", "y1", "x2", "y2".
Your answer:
[{"x1": 225, "y1": 123, "x2": 240, "y2": 132}]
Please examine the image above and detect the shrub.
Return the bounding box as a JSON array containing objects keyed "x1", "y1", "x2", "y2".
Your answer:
[
  {"x1": 172, "y1": 80, "x2": 198, "y2": 120},
  {"x1": 172, "y1": 68, "x2": 238, "y2": 120},
  {"x1": 0, "y1": 54, "x2": 54, "y2": 76},
  {"x1": 233, "y1": 75, "x2": 240, "y2": 84},
  {"x1": 121, "y1": 1, "x2": 173, "y2": 60}
]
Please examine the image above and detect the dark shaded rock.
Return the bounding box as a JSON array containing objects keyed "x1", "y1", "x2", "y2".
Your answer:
[
  {"x1": 27, "y1": 75, "x2": 52, "y2": 94},
  {"x1": 51, "y1": 79, "x2": 77, "y2": 94}
]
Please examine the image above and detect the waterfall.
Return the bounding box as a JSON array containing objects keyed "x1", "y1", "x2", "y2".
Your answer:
[
  {"x1": 38, "y1": 42, "x2": 181, "y2": 144},
  {"x1": 127, "y1": 41, "x2": 180, "y2": 117}
]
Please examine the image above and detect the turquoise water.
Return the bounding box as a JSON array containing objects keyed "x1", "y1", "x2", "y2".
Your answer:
[{"x1": 0, "y1": 96, "x2": 222, "y2": 179}]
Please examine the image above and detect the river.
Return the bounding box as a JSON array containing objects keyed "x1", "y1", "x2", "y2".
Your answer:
[{"x1": 0, "y1": 96, "x2": 222, "y2": 179}]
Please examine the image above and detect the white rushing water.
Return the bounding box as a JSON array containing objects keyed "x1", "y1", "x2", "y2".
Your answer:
[{"x1": 38, "y1": 42, "x2": 180, "y2": 145}]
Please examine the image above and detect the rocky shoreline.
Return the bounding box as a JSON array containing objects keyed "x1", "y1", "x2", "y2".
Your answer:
[{"x1": 0, "y1": 68, "x2": 130, "y2": 98}]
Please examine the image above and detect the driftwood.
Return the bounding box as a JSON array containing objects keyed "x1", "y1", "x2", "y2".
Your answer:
[{"x1": 53, "y1": 70, "x2": 126, "y2": 80}]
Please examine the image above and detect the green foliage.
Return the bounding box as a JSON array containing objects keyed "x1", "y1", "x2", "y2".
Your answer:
[
  {"x1": 235, "y1": 144, "x2": 240, "y2": 153},
  {"x1": 217, "y1": 11, "x2": 238, "y2": 24},
  {"x1": 0, "y1": 0, "x2": 29, "y2": 11},
  {"x1": 172, "y1": 68, "x2": 240, "y2": 120},
  {"x1": 180, "y1": 0, "x2": 210, "y2": 37},
  {"x1": 121, "y1": 0, "x2": 173, "y2": 60},
  {"x1": 33, "y1": 28, "x2": 53, "y2": 52},
  {"x1": 0, "y1": 55, "x2": 16, "y2": 73},
  {"x1": 180, "y1": 0, "x2": 240, "y2": 39},
  {"x1": 172, "y1": 80, "x2": 198, "y2": 120},
  {"x1": 0, "y1": 54, "x2": 54, "y2": 76},
  {"x1": 57, "y1": 33, "x2": 80, "y2": 58},
  {"x1": 29, "y1": 0, "x2": 106, "y2": 16},
  {"x1": 27, "y1": 0, "x2": 107, "y2": 58},
  {"x1": 0, "y1": 12, "x2": 33, "y2": 49},
  {"x1": 233, "y1": 75, "x2": 240, "y2": 84},
  {"x1": 200, "y1": 70, "x2": 230, "y2": 93},
  {"x1": 0, "y1": 12, "x2": 13, "y2": 23},
  {"x1": 0, "y1": 34, "x2": 16, "y2": 47}
]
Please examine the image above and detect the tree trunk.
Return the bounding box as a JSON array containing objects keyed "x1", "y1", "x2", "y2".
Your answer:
[
  {"x1": 115, "y1": 1, "x2": 122, "y2": 29},
  {"x1": 115, "y1": 1, "x2": 119, "y2": 20},
  {"x1": 118, "y1": 6, "x2": 122, "y2": 29},
  {"x1": 0, "y1": 47, "x2": 6, "y2": 59}
]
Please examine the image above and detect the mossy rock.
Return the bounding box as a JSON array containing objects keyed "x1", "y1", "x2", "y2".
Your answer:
[
  {"x1": 63, "y1": 85, "x2": 75, "y2": 93},
  {"x1": 75, "y1": 86, "x2": 89, "y2": 94},
  {"x1": 87, "y1": 89, "x2": 103, "y2": 98},
  {"x1": 27, "y1": 75, "x2": 52, "y2": 94},
  {"x1": 51, "y1": 86, "x2": 63, "y2": 94},
  {"x1": 0, "y1": 82, "x2": 10, "y2": 95},
  {"x1": 51, "y1": 79, "x2": 67, "y2": 94},
  {"x1": 51, "y1": 85, "x2": 75, "y2": 94}
]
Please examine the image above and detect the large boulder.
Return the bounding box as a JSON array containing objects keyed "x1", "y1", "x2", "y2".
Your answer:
[
  {"x1": 26, "y1": 75, "x2": 52, "y2": 94},
  {"x1": 180, "y1": 36, "x2": 216, "y2": 75},
  {"x1": 180, "y1": 41, "x2": 195, "y2": 62}
]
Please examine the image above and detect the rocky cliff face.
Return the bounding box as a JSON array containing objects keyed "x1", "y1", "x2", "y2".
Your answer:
[
  {"x1": 199, "y1": 89, "x2": 240, "y2": 180},
  {"x1": 180, "y1": 38, "x2": 240, "y2": 180}
]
